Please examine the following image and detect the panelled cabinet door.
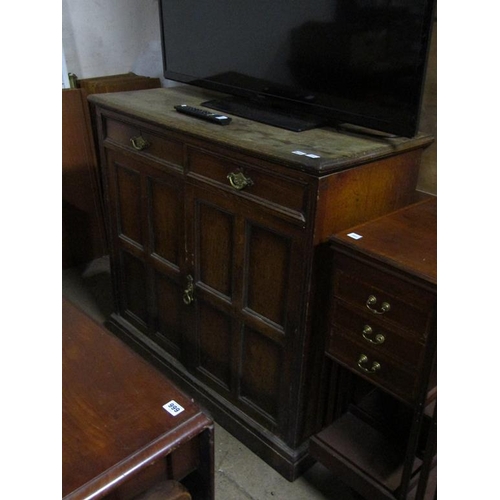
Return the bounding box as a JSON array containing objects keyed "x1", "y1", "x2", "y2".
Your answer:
[
  {"x1": 105, "y1": 149, "x2": 186, "y2": 360},
  {"x1": 184, "y1": 183, "x2": 307, "y2": 436}
]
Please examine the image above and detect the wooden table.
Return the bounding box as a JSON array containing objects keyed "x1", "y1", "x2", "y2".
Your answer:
[{"x1": 62, "y1": 298, "x2": 214, "y2": 500}]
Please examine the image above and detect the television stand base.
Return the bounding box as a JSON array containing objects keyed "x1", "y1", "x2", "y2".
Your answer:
[{"x1": 202, "y1": 96, "x2": 327, "y2": 132}]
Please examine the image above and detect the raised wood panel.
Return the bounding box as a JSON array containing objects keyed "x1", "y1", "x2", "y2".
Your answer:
[
  {"x1": 245, "y1": 224, "x2": 291, "y2": 328},
  {"x1": 153, "y1": 271, "x2": 183, "y2": 357},
  {"x1": 197, "y1": 202, "x2": 235, "y2": 300},
  {"x1": 149, "y1": 177, "x2": 183, "y2": 268},
  {"x1": 120, "y1": 250, "x2": 148, "y2": 328},
  {"x1": 115, "y1": 163, "x2": 143, "y2": 246},
  {"x1": 197, "y1": 301, "x2": 233, "y2": 391},
  {"x1": 239, "y1": 327, "x2": 282, "y2": 421}
]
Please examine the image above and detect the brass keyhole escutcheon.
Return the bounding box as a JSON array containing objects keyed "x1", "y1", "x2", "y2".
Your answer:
[{"x1": 183, "y1": 275, "x2": 194, "y2": 305}]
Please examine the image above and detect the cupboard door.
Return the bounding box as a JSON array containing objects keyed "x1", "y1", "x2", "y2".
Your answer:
[
  {"x1": 185, "y1": 184, "x2": 306, "y2": 435},
  {"x1": 106, "y1": 149, "x2": 185, "y2": 359},
  {"x1": 184, "y1": 195, "x2": 237, "y2": 393}
]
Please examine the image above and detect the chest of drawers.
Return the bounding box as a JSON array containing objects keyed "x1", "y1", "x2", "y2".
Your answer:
[
  {"x1": 310, "y1": 197, "x2": 437, "y2": 499},
  {"x1": 328, "y1": 250, "x2": 436, "y2": 405}
]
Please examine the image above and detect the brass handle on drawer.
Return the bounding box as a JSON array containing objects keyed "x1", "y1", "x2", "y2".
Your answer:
[
  {"x1": 357, "y1": 354, "x2": 381, "y2": 374},
  {"x1": 227, "y1": 171, "x2": 253, "y2": 190},
  {"x1": 366, "y1": 295, "x2": 391, "y2": 315},
  {"x1": 183, "y1": 275, "x2": 194, "y2": 305},
  {"x1": 130, "y1": 136, "x2": 150, "y2": 151},
  {"x1": 362, "y1": 325, "x2": 385, "y2": 345}
]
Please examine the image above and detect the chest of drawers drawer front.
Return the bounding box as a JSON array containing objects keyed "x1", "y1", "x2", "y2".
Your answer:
[
  {"x1": 186, "y1": 146, "x2": 307, "y2": 218},
  {"x1": 105, "y1": 118, "x2": 184, "y2": 169},
  {"x1": 330, "y1": 300, "x2": 423, "y2": 369},
  {"x1": 333, "y1": 254, "x2": 435, "y2": 337},
  {"x1": 327, "y1": 330, "x2": 417, "y2": 403}
]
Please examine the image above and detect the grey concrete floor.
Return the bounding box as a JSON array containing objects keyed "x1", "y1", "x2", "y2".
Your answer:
[{"x1": 62, "y1": 257, "x2": 362, "y2": 500}]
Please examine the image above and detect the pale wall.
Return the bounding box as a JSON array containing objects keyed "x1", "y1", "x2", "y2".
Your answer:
[{"x1": 62, "y1": 0, "x2": 160, "y2": 80}]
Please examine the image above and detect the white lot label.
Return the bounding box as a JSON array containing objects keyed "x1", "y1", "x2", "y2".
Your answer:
[
  {"x1": 163, "y1": 400, "x2": 185, "y2": 416},
  {"x1": 347, "y1": 232, "x2": 363, "y2": 240}
]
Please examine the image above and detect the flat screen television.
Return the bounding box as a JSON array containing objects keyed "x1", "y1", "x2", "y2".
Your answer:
[{"x1": 159, "y1": 0, "x2": 435, "y2": 137}]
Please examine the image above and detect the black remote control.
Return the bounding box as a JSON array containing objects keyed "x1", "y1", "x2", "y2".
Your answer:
[{"x1": 174, "y1": 104, "x2": 232, "y2": 125}]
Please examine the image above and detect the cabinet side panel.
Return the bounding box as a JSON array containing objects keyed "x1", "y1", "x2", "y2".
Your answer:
[{"x1": 314, "y1": 150, "x2": 421, "y2": 244}]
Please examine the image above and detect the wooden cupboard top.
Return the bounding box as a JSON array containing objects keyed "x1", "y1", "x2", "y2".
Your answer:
[
  {"x1": 330, "y1": 197, "x2": 437, "y2": 286},
  {"x1": 89, "y1": 86, "x2": 433, "y2": 176}
]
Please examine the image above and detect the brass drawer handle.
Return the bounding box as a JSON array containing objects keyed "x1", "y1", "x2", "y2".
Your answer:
[
  {"x1": 183, "y1": 275, "x2": 194, "y2": 305},
  {"x1": 366, "y1": 295, "x2": 391, "y2": 315},
  {"x1": 362, "y1": 325, "x2": 385, "y2": 345},
  {"x1": 130, "y1": 136, "x2": 151, "y2": 151},
  {"x1": 227, "y1": 171, "x2": 253, "y2": 190},
  {"x1": 357, "y1": 354, "x2": 381, "y2": 374}
]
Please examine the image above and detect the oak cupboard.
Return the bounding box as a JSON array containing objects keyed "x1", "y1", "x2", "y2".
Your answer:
[{"x1": 89, "y1": 86, "x2": 433, "y2": 480}]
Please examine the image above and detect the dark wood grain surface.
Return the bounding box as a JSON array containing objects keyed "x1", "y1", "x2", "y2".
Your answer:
[
  {"x1": 330, "y1": 197, "x2": 437, "y2": 285},
  {"x1": 62, "y1": 297, "x2": 213, "y2": 499},
  {"x1": 88, "y1": 86, "x2": 433, "y2": 175},
  {"x1": 313, "y1": 196, "x2": 437, "y2": 499},
  {"x1": 90, "y1": 85, "x2": 433, "y2": 480}
]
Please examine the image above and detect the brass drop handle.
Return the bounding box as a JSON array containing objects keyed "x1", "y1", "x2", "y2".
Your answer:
[
  {"x1": 357, "y1": 354, "x2": 381, "y2": 374},
  {"x1": 362, "y1": 325, "x2": 385, "y2": 345},
  {"x1": 183, "y1": 275, "x2": 194, "y2": 305},
  {"x1": 130, "y1": 136, "x2": 151, "y2": 151},
  {"x1": 227, "y1": 171, "x2": 253, "y2": 191},
  {"x1": 366, "y1": 295, "x2": 391, "y2": 315}
]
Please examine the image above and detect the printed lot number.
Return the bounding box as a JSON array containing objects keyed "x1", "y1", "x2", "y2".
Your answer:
[{"x1": 163, "y1": 400, "x2": 185, "y2": 416}]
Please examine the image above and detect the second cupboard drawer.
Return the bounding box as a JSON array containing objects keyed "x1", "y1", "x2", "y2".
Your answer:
[{"x1": 186, "y1": 146, "x2": 308, "y2": 218}]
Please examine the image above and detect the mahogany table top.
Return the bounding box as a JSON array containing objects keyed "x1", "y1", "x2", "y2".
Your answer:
[{"x1": 62, "y1": 297, "x2": 212, "y2": 499}]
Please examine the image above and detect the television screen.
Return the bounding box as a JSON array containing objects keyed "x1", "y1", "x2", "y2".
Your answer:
[{"x1": 159, "y1": 0, "x2": 435, "y2": 136}]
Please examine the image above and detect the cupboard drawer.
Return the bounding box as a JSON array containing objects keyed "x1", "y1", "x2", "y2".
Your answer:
[
  {"x1": 333, "y1": 253, "x2": 435, "y2": 337},
  {"x1": 327, "y1": 330, "x2": 417, "y2": 403},
  {"x1": 331, "y1": 300, "x2": 423, "y2": 369},
  {"x1": 104, "y1": 118, "x2": 184, "y2": 169},
  {"x1": 186, "y1": 146, "x2": 307, "y2": 217}
]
